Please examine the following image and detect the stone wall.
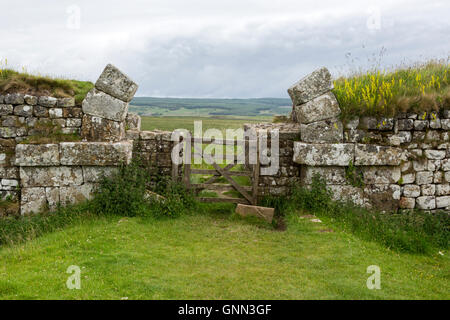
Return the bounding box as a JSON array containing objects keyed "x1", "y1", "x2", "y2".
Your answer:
[
  {"x1": 288, "y1": 68, "x2": 449, "y2": 212},
  {"x1": 243, "y1": 123, "x2": 301, "y2": 197},
  {"x1": 0, "y1": 64, "x2": 178, "y2": 216}
]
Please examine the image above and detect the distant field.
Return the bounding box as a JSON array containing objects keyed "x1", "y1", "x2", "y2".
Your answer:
[
  {"x1": 130, "y1": 97, "x2": 291, "y2": 117},
  {"x1": 141, "y1": 116, "x2": 271, "y2": 132}
]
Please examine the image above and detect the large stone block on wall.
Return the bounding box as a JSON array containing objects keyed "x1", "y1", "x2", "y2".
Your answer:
[
  {"x1": 287, "y1": 67, "x2": 333, "y2": 105},
  {"x1": 294, "y1": 92, "x2": 341, "y2": 124},
  {"x1": 293, "y1": 142, "x2": 354, "y2": 166},
  {"x1": 20, "y1": 166, "x2": 83, "y2": 187},
  {"x1": 362, "y1": 167, "x2": 401, "y2": 184},
  {"x1": 300, "y1": 118, "x2": 343, "y2": 143},
  {"x1": 60, "y1": 184, "x2": 96, "y2": 206},
  {"x1": 301, "y1": 166, "x2": 346, "y2": 184},
  {"x1": 95, "y1": 64, "x2": 138, "y2": 102},
  {"x1": 82, "y1": 88, "x2": 129, "y2": 121},
  {"x1": 82, "y1": 166, "x2": 118, "y2": 183},
  {"x1": 60, "y1": 141, "x2": 132, "y2": 166},
  {"x1": 328, "y1": 185, "x2": 369, "y2": 207},
  {"x1": 354, "y1": 144, "x2": 405, "y2": 166},
  {"x1": 15, "y1": 144, "x2": 60, "y2": 166},
  {"x1": 21, "y1": 187, "x2": 47, "y2": 214},
  {"x1": 81, "y1": 114, "x2": 125, "y2": 142}
]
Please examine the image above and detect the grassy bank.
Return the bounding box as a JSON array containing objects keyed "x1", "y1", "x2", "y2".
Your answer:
[
  {"x1": 0, "y1": 208, "x2": 449, "y2": 300},
  {"x1": 0, "y1": 63, "x2": 93, "y2": 104},
  {"x1": 333, "y1": 59, "x2": 450, "y2": 120}
]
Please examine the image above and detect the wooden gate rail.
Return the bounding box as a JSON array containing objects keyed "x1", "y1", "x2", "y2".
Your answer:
[{"x1": 181, "y1": 136, "x2": 259, "y2": 205}]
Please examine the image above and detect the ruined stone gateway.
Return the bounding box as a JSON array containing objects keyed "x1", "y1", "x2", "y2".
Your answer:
[{"x1": 0, "y1": 65, "x2": 449, "y2": 215}]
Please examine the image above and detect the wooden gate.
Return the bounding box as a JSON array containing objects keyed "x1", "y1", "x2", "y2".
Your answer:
[{"x1": 181, "y1": 136, "x2": 259, "y2": 205}]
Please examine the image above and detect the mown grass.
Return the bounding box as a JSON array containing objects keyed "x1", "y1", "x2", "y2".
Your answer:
[
  {"x1": 333, "y1": 59, "x2": 450, "y2": 120},
  {"x1": 0, "y1": 206, "x2": 448, "y2": 299},
  {"x1": 0, "y1": 166, "x2": 448, "y2": 299},
  {"x1": 0, "y1": 62, "x2": 93, "y2": 104}
]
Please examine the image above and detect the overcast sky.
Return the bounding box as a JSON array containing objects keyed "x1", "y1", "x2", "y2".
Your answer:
[{"x1": 0, "y1": 0, "x2": 449, "y2": 98}]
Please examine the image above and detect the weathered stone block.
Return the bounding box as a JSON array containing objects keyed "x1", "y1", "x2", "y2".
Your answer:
[
  {"x1": 293, "y1": 143, "x2": 354, "y2": 166},
  {"x1": 95, "y1": 64, "x2": 138, "y2": 103},
  {"x1": 20, "y1": 166, "x2": 83, "y2": 187},
  {"x1": 416, "y1": 171, "x2": 434, "y2": 185},
  {"x1": 15, "y1": 144, "x2": 60, "y2": 166},
  {"x1": 399, "y1": 197, "x2": 415, "y2": 209},
  {"x1": 4, "y1": 93, "x2": 24, "y2": 105},
  {"x1": 441, "y1": 159, "x2": 450, "y2": 171},
  {"x1": 430, "y1": 119, "x2": 441, "y2": 129},
  {"x1": 436, "y1": 184, "x2": 450, "y2": 196},
  {"x1": 66, "y1": 118, "x2": 82, "y2": 127},
  {"x1": 421, "y1": 184, "x2": 435, "y2": 196},
  {"x1": 33, "y1": 105, "x2": 49, "y2": 117},
  {"x1": 300, "y1": 118, "x2": 343, "y2": 143},
  {"x1": 24, "y1": 95, "x2": 38, "y2": 105},
  {"x1": 403, "y1": 184, "x2": 420, "y2": 198},
  {"x1": 424, "y1": 150, "x2": 446, "y2": 160},
  {"x1": 287, "y1": 67, "x2": 333, "y2": 105},
  {"x1": 397, "y1": 119, "x2": 414, "y2": 130},
  {"x1": 436, "y1": 196, "x2": 450, "y2": 208},
  {"x1": 60, "y1": 141, "x2": 132, "y2": 166},
  {"x1": 354, "y1": 144, "x2": 405, "y2": 166},
  {"x1": 359, "y1": 117, "x2": 394, "y2": 130},
  {"x1": 414, "y1": 120, "x2": 429, "y2": 130},
  {"x1": 235, "y1": 204, "x2": 274, "y2": 223},
  {"x1": 2, "y1": 116, "x2": 19, "y2": 127},
  {"x1": 21, "y1": 187, "x2": 46, "y2": 214},
  {"x1": 81, "y1": 114, "x2": 125, "y2": 142},
  {"x1": 301, "y1": 166, "x2": 346, "y2": 184},
  {"x1": 441, "y1": 119, "x2": 450, "y2": 130},
  {"x1": 63, "y1": 107, "x2": 83, "y2": 118},
  {"x1": 0, "y1": 167, "x2": 19, "y2": 179},
  {"x1": 82, "y1": 166, "x2": 118, "y2": 183},
  {"x1": 294, "y1": 92, "x2": 340, "y2": 124},
  {"x1": 45, "y1": 187, "x2": 60, "y2": 211},
  {"x1": 416, "y1": 196, "x2": 436, "y2": 210},
  {"x1": 362, "y1": 166, "x2": 401, "y2": 184},
  {"x1": 1, "y1": 178, "x2": 19, "y2": 190},
  {"x1": 126, "y1": 130, "x2": 140, "y2": 140},
  {"x1": 0, "y1": 127, "x2": 16, "y2": 138},
  {"x1": 328, "y1": 185, "x2": 369, "y2": 207},
  {"x1": 38, "y1": 96, "x2": 57, "y2": 107},
  {"x1": 60, "y1": 184, "x2": 96, "y2": 206},
  {"x1": 126, "y1": 112, "x2": 141, "y2": 130},
  {"x1": 49, "y1": 108, "x2": 63, "y2": 118},
  {"x1": 387, "y1": 132, "x2": 411, "y2": 146},
  {"x1": 434, "y1": 171, "x2": 443, "y2": 184},
  {"x1": 57, "y1": 97, "x2": 75, "y2": 107},
  {"x1": 82, "y1": 88, "x2": 129, "y2": 121},
  {"x1": 0, "y1": 104, "x2": 13, "y2": 115},
  {"x1": 14, "y1": 105, "x2": 33, "y2": 117},
  {"x1": 401, "y1": 173, "x2": 415, "y2": 184}
]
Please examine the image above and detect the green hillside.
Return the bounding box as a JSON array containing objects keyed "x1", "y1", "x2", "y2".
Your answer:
[{"x1": 129, "y1": 97, "x2": 292, "y2": 117}]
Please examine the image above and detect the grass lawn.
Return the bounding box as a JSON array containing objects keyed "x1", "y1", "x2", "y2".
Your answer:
[{"x1": 0, "y1": 206, "x2": 448, "y2": 300}]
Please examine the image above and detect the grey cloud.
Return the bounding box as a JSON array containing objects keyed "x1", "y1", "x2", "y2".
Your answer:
[{"x1": 0, "y1": 0, "x2": 449, "y2": 98}]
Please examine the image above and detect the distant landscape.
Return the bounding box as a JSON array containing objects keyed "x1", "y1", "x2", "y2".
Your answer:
[{"x1": 129, "y1": 97, "x2": 292, "y2": 117}]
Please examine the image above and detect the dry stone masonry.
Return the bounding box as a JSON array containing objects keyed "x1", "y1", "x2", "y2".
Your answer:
[
  {"x1": 0, "y1": 64, "x2": 177, "y2": 216},
  {"x1": 245, "y1": 67, "x2": 449, "y2": 212},
  {"x1": 1, "y1": 63, "x2": 448, "y2": 215},
  {"x1": 288, "y1": 68, "x2": 449, "y2": 212}
]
